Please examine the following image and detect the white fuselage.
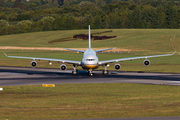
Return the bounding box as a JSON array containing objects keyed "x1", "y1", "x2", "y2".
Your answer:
[{"x1": 81, "y1": 48, "x2": 99, "y2": 69}]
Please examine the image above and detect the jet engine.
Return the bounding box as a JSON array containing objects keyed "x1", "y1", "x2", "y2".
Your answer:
[
  {"x1": 60, "y1": 64, "x2": 67, "y2": 71},
  {"x1": 143, "y1": 59, "x2": 150, "y2": 67},
  {"x1": 114, "y1": 64, "x2": 121, "y2": 71},
  {"x1": 31, "y1": 61, "x2": 37, "y2": 68}
]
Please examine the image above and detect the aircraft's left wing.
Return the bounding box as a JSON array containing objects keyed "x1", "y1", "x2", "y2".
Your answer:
[
  {"x1": 3, "y1": 53, "x2": 81, "y2": 65},
  {"x1": 98, "y1": 51, "x2": 176, "y2": 65}
]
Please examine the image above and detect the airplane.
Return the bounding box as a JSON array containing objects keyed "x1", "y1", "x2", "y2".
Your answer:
[{"x1": 4, "y1": 25, "x2": 176, "y2": 76}]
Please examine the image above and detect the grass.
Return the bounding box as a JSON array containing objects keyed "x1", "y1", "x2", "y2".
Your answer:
[
  {"x1": 0, "y1": 83, "x2": 180, "y2": 119},
  {"x1": 0, "y1": 29, "x2": 179, "y2": 52}
]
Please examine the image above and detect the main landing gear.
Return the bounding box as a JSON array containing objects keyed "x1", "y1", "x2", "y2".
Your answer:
[
  {"x1": 103, "y1": 64, "x2": 109, "y2": 75},
  {"x1": 72, "y1": 64, "x2": 78, "y2": 75}
]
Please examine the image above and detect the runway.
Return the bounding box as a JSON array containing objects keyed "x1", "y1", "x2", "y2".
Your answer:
[{"x1": 0, "y1": 66, "x2": 180, "y2": 86}]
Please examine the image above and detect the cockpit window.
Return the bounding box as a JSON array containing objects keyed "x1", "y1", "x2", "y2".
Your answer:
[{"x1": 86, "y1": 59, "x2": 95, "y2": 61}]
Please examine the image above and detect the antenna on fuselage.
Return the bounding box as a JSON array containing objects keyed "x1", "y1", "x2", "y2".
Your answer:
[{"x1": 89, "y1": 25, "x2": 91, "y2": 49}]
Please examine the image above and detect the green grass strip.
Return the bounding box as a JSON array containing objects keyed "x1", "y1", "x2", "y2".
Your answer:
[{"x1": 0, "y1": 83, "x2": 180, "y2": 119}]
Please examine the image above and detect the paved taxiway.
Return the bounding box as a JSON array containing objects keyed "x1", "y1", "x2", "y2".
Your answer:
[{"x1": 0, "y1": 66, "x2": 180, "y2": 86}]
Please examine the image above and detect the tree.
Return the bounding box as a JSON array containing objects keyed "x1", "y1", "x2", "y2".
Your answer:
[
  {"x1": 12, "y1": 2, "x2": 23, "y2": 9},
  {"x1": 92, "y1": 15, "x2": 102, "y2": 29},
  {"x1": 53, "y1": 16, "x2": 67, "y2": 30},
  {"x1": 96, "y1": 0, "x2": 106, "y2": 7},
  {"x1": 31, "y1": 20, "x2": 43, "y2": 32},
  {"x1": 106, "y1": 13, "x2": 116, "y2": 28},
  {"x1": 0, "y1": 0, "x2": 5, "y2": 7},
  {"x1": 130, "y1": 6, "x2": 144, "y2": 28},
  {"x1": 41, "y1": 16, "x2": 55, "y2": 31},
  {"x1": 103, "y1": 14, "x2": 110, "y2": 28},
  {"x1": 83, "y1": 15, "x2": 93, "y2": 29},
  {"x1": 63, "y1": 0, "x2": 69, "y2": 6},
  {"x1": 0, "y1": 12, "x2": 6, "y2": 21},
  {"x1": 156, "y1": 6, "x2": 166, "y2": 28},
  {"x1": 165, "y1": 6, "x2": 179, "y2": 28},
  {"x1": 66, "y1": 16, "x2": 77, "y2": 29},
  {"x1": 17, "y1": 20, "x2": 32, "y2": 33},
  {"x1": 28, "y1": 3, "x2": 38, "y2": 11},
  {"x1": 41, "y1": 0, "x2": 47, "y2": 5},
  {"x1": 0, "y1": 20, "x2": 9, "y2": 28},
  {"x1": 57, "y1": 0, "x2": 64, "y2": 6},
  {"x1": 78, "y1": 1, "x2": 97, "y2": 12},
  {"x1": 4, "y1": 0, "x2": 13, "y2": 8},
  {"x1": 17, "y1": 11, "x2": 32, "y2": 21}
]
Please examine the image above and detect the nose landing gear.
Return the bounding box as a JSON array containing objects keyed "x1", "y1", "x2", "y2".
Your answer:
[{"x1": 88, "y1": 69, "x2": 93, "y2": 76}]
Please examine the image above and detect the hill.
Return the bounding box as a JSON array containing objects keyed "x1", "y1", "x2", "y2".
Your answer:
[{"x1": 0, "y1": 29, "x2": 179, "y2": 52}]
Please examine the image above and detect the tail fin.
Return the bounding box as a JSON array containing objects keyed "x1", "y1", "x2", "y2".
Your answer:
[{"x1": 89, "y1": 25, "x2": 91, "y2": 49}]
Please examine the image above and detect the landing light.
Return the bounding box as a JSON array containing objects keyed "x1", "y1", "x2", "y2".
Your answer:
[{"x1": 49, "y1": 62, "x2": 52, "y2": 65}]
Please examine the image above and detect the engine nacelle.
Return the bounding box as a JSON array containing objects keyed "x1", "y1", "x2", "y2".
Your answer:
[
  {"x1": 60, "y1": 64, "x2": 67, "y2": 71},
  {"x1": 31, "y1": 61, "x2": 37, "y2": 68},
  {"x1": 143, "y1": 59, "x2": 150, "y2": 67},
  {"x1": 114, "y1": 64, "x2": 121, "y2": 71}
]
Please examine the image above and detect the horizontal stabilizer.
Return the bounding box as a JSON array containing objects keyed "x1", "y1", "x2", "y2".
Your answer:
[
  {"x1": 63, "y1": 48, "x2": 85, "y2": 53},
  {"x1": 95, "y1": 47, "x2": 116, "y2": 53}
]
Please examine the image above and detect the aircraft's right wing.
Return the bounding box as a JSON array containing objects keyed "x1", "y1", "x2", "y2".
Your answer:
[
  {"x1": 98, "y1": 51, "x2": 176, "y2": 65},
  {"x1": 63, "y1": 48, "x2": 85, "y2": 53},
  {"x1": 3, "y1": 52, "x2": 81, "y2": 65}
]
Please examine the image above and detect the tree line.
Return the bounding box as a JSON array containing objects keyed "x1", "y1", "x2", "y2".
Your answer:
[{"x1": 1, "y1": 0, "x2": 180, "y2": 36}]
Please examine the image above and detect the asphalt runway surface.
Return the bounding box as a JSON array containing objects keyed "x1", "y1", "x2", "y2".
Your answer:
[
  {"x1": 1, "y1": 66, "x2": 180, "y2": 120},
  {"x1": 0, "y1": 66, "x2": 180, "y2": 86}
]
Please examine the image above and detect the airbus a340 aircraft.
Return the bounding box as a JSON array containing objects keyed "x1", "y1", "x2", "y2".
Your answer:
[{"x1": 4, "y1": 25, "x2": 176, "y2": 76}]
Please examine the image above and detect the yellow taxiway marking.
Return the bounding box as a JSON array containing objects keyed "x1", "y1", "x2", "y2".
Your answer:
[{"x1": 42, "y1": 84, "x2": 55, "y2": 87}]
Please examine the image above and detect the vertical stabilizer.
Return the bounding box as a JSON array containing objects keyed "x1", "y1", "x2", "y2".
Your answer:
[{"x1": 89, "y1": 25, "x2": 91, "y2": 49}]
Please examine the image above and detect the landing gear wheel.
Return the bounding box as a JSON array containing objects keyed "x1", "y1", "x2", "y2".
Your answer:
[
  {"x1": 89, "y1": 73, "x2": 93, "y2": 76},
  {"x1": 72, "y1": 64, "x2": 78, "y2": 75},
  {"x1": 88, "y1": 71, "x2": 93, "y2": 76},
  {"x1": 72, "y1": 70, "x2": 78, "y2": 75},
  {"x1": 103, "y1": 70, "x2": 109, "y2": 74},
  {"x1": 103, "y1": 64, "x2": 109, "y2": 75}
]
